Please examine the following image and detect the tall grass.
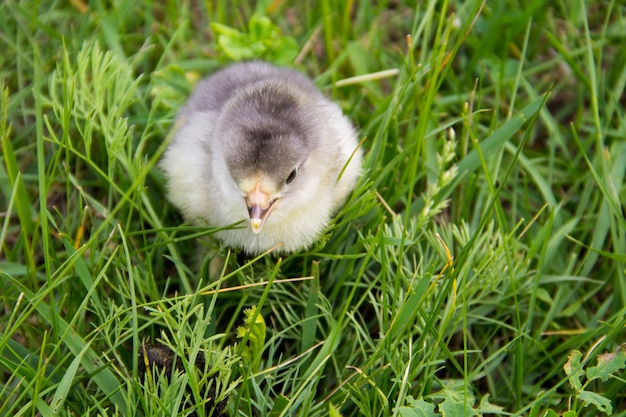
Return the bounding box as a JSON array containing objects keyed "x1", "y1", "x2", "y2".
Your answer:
[{"x1": 1, "y1": 0, "x2": 624, "y2": 416}]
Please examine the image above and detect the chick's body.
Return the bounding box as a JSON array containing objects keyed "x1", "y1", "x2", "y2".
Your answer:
[{"x1": 161, "y1": 62, "x2": 362, "y2": 255}]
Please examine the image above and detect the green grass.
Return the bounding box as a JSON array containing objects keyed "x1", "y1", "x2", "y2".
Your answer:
[{"x1": 1, "y1": 0, "x2": 625, "y2": 416}]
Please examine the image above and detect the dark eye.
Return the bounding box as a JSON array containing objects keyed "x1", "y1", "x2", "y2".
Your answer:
[{"x1": 285, "y1": 168, "x2": 297, "y2": 184}]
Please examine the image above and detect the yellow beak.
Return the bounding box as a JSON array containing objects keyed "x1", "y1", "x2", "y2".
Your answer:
[{"x1": 245, "y1": 184, "x2": 276, "y2": 234}]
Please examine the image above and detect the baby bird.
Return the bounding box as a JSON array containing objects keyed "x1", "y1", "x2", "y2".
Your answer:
[{"x1": 160, "y1": 61, "x2": 362, "y2": 255}]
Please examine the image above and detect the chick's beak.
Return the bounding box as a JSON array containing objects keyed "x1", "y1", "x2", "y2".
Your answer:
[{"x1": 245, "y1": 185, "x2": 276, "y2": 234}]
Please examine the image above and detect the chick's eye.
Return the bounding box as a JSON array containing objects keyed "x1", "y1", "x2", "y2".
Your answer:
[{"x1": 285, "y1": 168, "x2": 297, "y2": 185}]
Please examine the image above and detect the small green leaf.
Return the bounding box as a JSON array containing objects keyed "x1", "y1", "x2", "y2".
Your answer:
[
  {"x1": 577, "y1": 390, "x2": 613, "y2": 415},
  {"x1": 586, "y1": 344, "x2": 626, "y2": 382},
  {"x1": 236, "y1": 305, "x2": 267, "y2": 371},
  {"x1": 439, "y1": 390, "x2": 477, "y2": 417},
  {"x1": 217, "y1": 35, "x2": 260, "y2": 61},
  {"x1": 528, "y1": 402, "x2": 543, "y2": 417},
  {"x1": 564, "y1": 350, "x2": 584, "y2": 391},
  {"x1": 398, "y1": 396, "x2": 438, "y2": 417},
  {"x1": 210, "y1": 22, "x2": 243, "y2": 38},
  {"x1": 248, "y1": 15, "x2": 277, "y2": 39},
  {"x1": 268, "y1": 36, "x2": 299, "y2": 65},
  {"x1": 477, "y1": 394, "x2": 505, "y2": 414},
  {"x1": 210, "y1": 14, "x2": 298, "y2": 64},
  {"x1": 329, "y1": 402, "x2": 343, "y2": 417}
]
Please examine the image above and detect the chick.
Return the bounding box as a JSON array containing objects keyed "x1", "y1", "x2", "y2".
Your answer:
[{"x1": 160, "y1": 61, "x2": 362, "y2": 255}]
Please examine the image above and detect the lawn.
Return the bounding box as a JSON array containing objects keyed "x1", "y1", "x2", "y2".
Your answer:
[{"x1": 1, "y1": 0, "x2": 625, "y2": 416}]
